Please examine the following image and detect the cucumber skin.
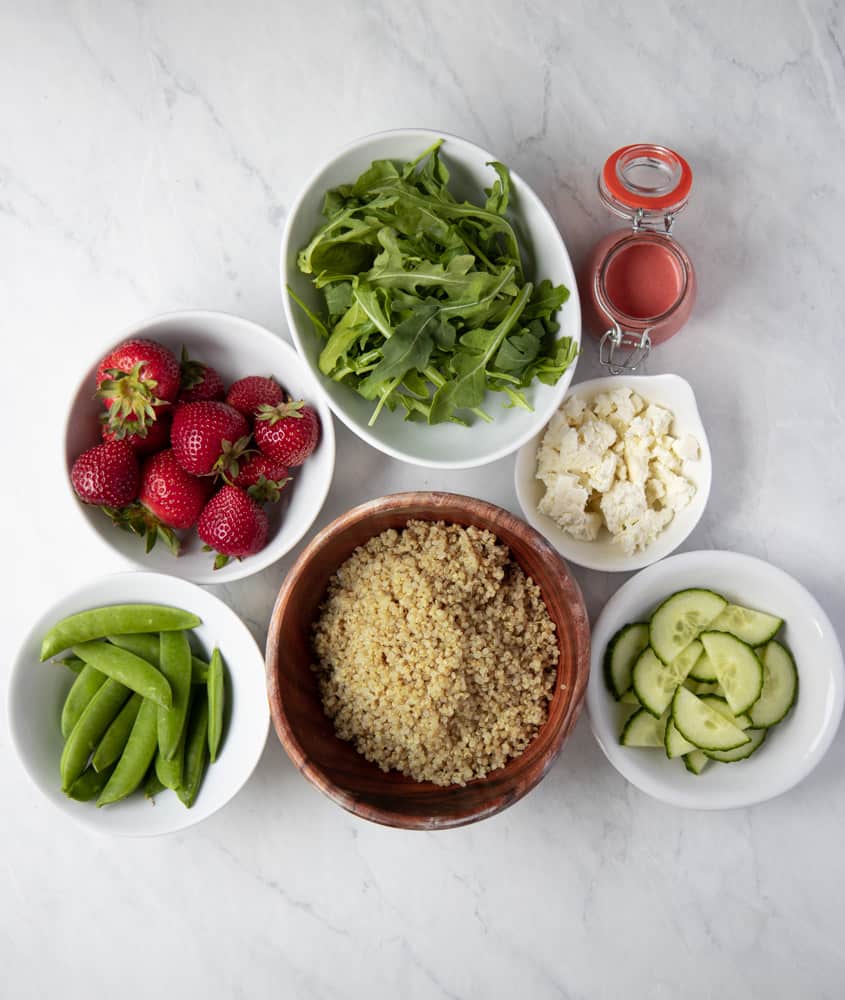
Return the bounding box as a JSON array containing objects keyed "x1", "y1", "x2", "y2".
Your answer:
[
  {"x1": 671, "y1": 687, "x2": 751, "y2": 752},
  {"x1": 649, "y1": 588, "x2": 727, "y2": 665},
  {"x1": 704, "y1": 728, "x2": 767, "y2": 763},
  {"x1": 700, "y1": 631, "x2": 764, "y2": 716},
  {"x1": 620, "y1": 707, "x2": 666, "y2": 748},
  {"x1": 684, "y1": 750, "x2": 709, "y2": 775},
  {"x1": 604, "y1": 623, "x2": 649, "y2": 699},
  {"x1": 665, "y1": 719, "x2": 695, "y2": 759},
  {"x1": 748, "y1": 640, "x2": 799, "y2": 728}
]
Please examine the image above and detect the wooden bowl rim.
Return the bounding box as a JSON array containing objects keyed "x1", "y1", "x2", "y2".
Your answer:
[{"x1": 265, "y1": 491, "x2": 591, "y2": 830}]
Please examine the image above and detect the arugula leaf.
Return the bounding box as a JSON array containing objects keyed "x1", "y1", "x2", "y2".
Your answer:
[
  {"x1": 360, "y1": 302, "x2": 439, "y2": 396},
  {"x1": 484, "y1": 161, "x2": 511, "y2": 215}
]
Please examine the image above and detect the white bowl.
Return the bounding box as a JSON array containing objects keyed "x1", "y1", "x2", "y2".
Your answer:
[
  {"x1": 8, "y1": 572, "x2": 270, "y2": 836},
  {"x1": 515, "y1": 373, "x2": 711, "y2": 572},
  {"x1": 587, "y1": 550, "x2": 845, "y2": 809},
  {"x1": 64, "y1": 310, "x2": 335, "y2": 585},
  {"x1": 280, "y1": 128, "x2": 581, "y2": 470}
]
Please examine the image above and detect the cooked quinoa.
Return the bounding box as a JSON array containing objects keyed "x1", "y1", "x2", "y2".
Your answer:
[{"x1": 311, "y1": 520, "x2": 559, "y2": 786}]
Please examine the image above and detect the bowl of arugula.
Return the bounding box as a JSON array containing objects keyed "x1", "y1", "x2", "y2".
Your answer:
[{"x1": 281, "y1": 129, "x2": 581, "y2": 469}]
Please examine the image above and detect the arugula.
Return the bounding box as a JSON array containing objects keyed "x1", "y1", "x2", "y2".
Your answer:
[{"x1": 290, "y1": 140, "x2": 576, "y2": 426}]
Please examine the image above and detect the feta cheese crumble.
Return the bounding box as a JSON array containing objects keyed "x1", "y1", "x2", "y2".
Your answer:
[{"x1": 536, "y1": 386, "x2": 699, "y2": 554}]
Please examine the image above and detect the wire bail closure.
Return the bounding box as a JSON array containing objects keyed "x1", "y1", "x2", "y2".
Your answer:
[{"x1": 598, "y1": 320, "x2": 651, "y2": 374}]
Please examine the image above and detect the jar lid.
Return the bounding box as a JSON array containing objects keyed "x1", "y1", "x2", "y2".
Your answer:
[{"x1": 599, "y1": 144, "x2": 692, "y2": 227}]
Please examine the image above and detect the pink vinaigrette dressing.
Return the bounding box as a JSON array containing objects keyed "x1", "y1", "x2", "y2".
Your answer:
[{"x1": 579, "y1": 145, "x2": 696, "y2": 370}]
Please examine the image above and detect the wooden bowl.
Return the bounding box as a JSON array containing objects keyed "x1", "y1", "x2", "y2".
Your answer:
[{"x1": 265, "y1": 492, "x2": 591, "y2": 829}]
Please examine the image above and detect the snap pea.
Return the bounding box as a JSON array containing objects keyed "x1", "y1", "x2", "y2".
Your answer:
[
  {"x1": 155, "y1": 711, "x2": 188, "y2": 790},
  {"x1": 207, "y1": 648, "x2": 225, "y2": 763},
  {"x1": 91, "y1": 693, "x2": 142, "y2": 772},
  {"x1": 61, "y1": 664, "x2": 107, "y2": 739},
  {"x1": 98, "y1": 697, "x2": 159, "y2": 806},
  {"x1": 144, "y1": 769, "x2": 166, "y2": 800},
  {"x1": 63, "y1": 656, "x2": 85, "y2": 675},
  {"x1": 60, "y1": 680, "x2": 132, "y2": 790},
  {"x1": 158, "y1": 631, "x2": 191, "y2": 760},
  {"x1": 177, "y1": 696, "x2": 209, "y2": 809},
  {"x1": 72, "y1": 640, "x2": 172, "y2": 708},
  {"x1": 67, "y1": 764, "x2": 115, "y2": 802},
  {"x1": 107, "y1": 634, "x2": 209, "y2": 684},
  {"x1": 40, "y1": 604, "x2": 201, "y2": 661}
]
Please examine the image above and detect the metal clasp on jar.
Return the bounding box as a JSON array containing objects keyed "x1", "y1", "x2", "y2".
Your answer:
[{"x1": 598, "y1": 321, "x2": 652, "y2": 374}]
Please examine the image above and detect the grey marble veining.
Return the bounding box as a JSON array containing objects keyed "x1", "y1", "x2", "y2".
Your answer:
[{"x1": 1, "y1": 1, "x2": 844, "y2": 997}]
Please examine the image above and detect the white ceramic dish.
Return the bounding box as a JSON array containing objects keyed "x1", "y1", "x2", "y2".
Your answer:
[
  {"x1": 280, "y1": 128, "x2": 581, "y2": 470},
  {"x1": 8, "y1": 571, "x2": 270, "y2": 836},
  {"x1": 514, "y1": 373, "x2": 711, "y2": 572},
  {"x1": 64, "y1": 310, "x2": 335, "y2": 584},
  {"x1": 587, "y1": 550, "x2": 844, "y2": 809}
]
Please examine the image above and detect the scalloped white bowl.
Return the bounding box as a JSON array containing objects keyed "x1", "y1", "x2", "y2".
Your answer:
[
  {"x1": 514, "y1": 373, "x2": 711, "y2": 572},
  {"x1": 8, "y1": 572, "x2": 270, "y2": 836},
  {"x1": 281, "y1": 128, "x2": 581, "y2": 470},
  {"x1": 587, "y1": 550, "x2": 844, "y2": 809},
  {"x1": 63, "y1": 310, "x2": 335, "y2": 585}
]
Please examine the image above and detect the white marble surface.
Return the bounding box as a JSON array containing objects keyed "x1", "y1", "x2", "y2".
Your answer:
[{"x1": 2, "y1": 1, "x2": 844, "y2": 997}]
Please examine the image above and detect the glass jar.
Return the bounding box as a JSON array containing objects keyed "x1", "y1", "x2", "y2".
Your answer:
[{"x1": 580, "y1": 144, "x2": 696, "y2": 373}]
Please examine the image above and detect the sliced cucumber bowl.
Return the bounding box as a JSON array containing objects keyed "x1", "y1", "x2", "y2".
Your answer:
[{"x1": 587, "y1": 550, "x2": 844, "y2": 809}]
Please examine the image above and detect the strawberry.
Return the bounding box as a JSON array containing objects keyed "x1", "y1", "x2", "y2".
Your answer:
[
  {"x1": 96, "y1": 338, "x2": 181, "y2": 437},
  {"x1": 71, "y1": 441, "x2": 140, "y2": 507},
  {"x1": 254, "y1": 400, "x2": 320, "y2": 467},
  {"x1": 170, "y1": 401, "x2": 251, "y2": 478},
  {"x1": 178, "y1": 347, "x2": 225, "y2": 403},
  {"x1": 198, "y1": 485, "x2": 269, "y2": 569},
  {"x1": 225, "y1": 376, "x2": 285, "y2": 421},
  {"x1": 101, "y1": 411, "x2": 171, "y2": 455},
  {"x1": 233, "y1": 454, "x2": 292, "y2": 503}
]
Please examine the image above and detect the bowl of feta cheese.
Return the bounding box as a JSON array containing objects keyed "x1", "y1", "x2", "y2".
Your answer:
[{"x1": 514, "y1": 374, "x2": 711, "y2": 572}]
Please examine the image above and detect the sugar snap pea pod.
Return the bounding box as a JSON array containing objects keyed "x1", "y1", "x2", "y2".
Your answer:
[
  {"x1": 61, "y1": 664, "x2": 108, "y2": 739},
  {"x1": 40, "y1": 604, "x2": 202, "y2": 661},
  {"x1": 63, "y1": 656, "x2": 85, "y2": 675},
  {"x1": 108, "y1": 634, "x2": 209, "y2": 685},
  {"x1": 155, "y1": 712, "x2": 188, "y2": 790},
  {"x1": 92, "y1": 693, "x2": 142, "y2": 772},
  {"x1": 98, "y1": 697, "x2": 159, "y2": 806},
  {"x1": 177, "y1": 697, "x2": 209, "y2": 809},
  {"x1": 158, "y1": 631, "x2": 191, "y2": 760},
  {"x1": 207, "y1": 648, "x2": 225, "y2": 763},
  {"x1": 67, "y1": 764, "x2": 115, "y2": 802},
  {"x1": 144, "y1": 769, "x2": 166, "y2": 800},
  {"x1": 60, "y1": 680, "x2": 132, "y2": 790},
  {"x1": 72, "y1": 640, "x2": 172, "y2": 708}
]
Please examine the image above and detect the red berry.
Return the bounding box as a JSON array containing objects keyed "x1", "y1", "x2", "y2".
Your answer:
[
  {"x1": 139, "y1": 449, "x2": 213, "y2": 530},
  {"x1": 225, "y1": 376, "x2": 284, "y2": 420},
  {"x1": 101, "y1": 412, "x2": 171, "y2": 455},
  {"x1": 233, "y1": 454, "x2": 291, "y2": 503},
  {"x1": 254, "y1": 400, "x2": 320, "y2": 467},
  {"x1": 71, "y1": 441, "x2": 140, "y2": 507},
  {"x1": 178, "y1": 348, "x2": 225, "y2": 403},
  {"x1": 198, "y1": 485, "x2": 269, "y2": 569},
  {"x1": 170, "y1": 401, "x2": 251, "y2": 478},
  {"x1": 96, "y1": 338, "x2": 181, "y2": 437}
]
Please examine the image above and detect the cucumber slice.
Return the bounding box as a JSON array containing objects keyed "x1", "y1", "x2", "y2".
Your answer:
[
  {"x1": 665, "y1": 718, "x2": 696, "y2": 758},
  {"x1": 699, "y1": 631, "x2": 764, "y2": 715},
  {"x1": 705, "y1": 728, "x2": 767, "y2": 763},
  {"x1": 688, "y1": 651, "x2": 718, "y2": 682},
  {"x1": 748, "y1": 640, "x2": 799, "y2": 728},
  {"x1": 619, "y1": 689, "x2": 641, "y2": 705},
  {"x1": 671, "y1": 687, "x2": 750, "y2": 751},
  {"x1": 709, "y1": 603, "x2": 783, "y2": 646},
  {"x1": 604, "y1": 622, "x2": 650, "y2": 699},
  {"x1": 633, "y1": 641, "x2": 703, "y2": 718},
  {"x1": 649, "y1": 589, "x2": 727, "y2": 664},
  {"x1": 683, "y1": 749, "x2": 709, "y2": 775},
  {"x1": 620, "y1": 708, "x2": 668, "y2": 748},
  {"x1": 691, "y1": 680, "x2": 722, "y2": 696},
  {"x1": 699, "y1": 694, "x2": 752, "y2": 729}
]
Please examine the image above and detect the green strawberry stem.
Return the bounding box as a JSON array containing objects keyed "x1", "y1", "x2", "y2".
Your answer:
[
  {"x1": 96, "y1": 362, "x2": 165, "y2": 433},
  {"x1": 100, "y1": 504, "x2": 181, "y2": 556}
]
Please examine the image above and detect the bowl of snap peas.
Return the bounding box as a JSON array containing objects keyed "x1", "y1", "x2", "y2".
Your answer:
[{"x1": 8, "y1": 572, "x2": 270, "y2": 836}]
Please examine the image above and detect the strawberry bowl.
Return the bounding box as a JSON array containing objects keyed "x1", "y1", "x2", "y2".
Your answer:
[{"x1": 63, "y1": 311, "x2": 335, "y2": 585}]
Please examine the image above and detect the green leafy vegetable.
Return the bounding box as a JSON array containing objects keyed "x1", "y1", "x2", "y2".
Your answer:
[{"x1": 291, "y1": 139, "x2": 576, "y2": 425}]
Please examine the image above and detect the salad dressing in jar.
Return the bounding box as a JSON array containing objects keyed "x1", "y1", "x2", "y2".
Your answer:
[{"x1": 581, "y1": 144, "x2": 696, "y2": 373}]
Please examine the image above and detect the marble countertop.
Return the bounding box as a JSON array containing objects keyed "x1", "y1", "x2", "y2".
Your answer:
[{"x1": 2, "y1": 2, "x2": 844, "y2": 997}]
